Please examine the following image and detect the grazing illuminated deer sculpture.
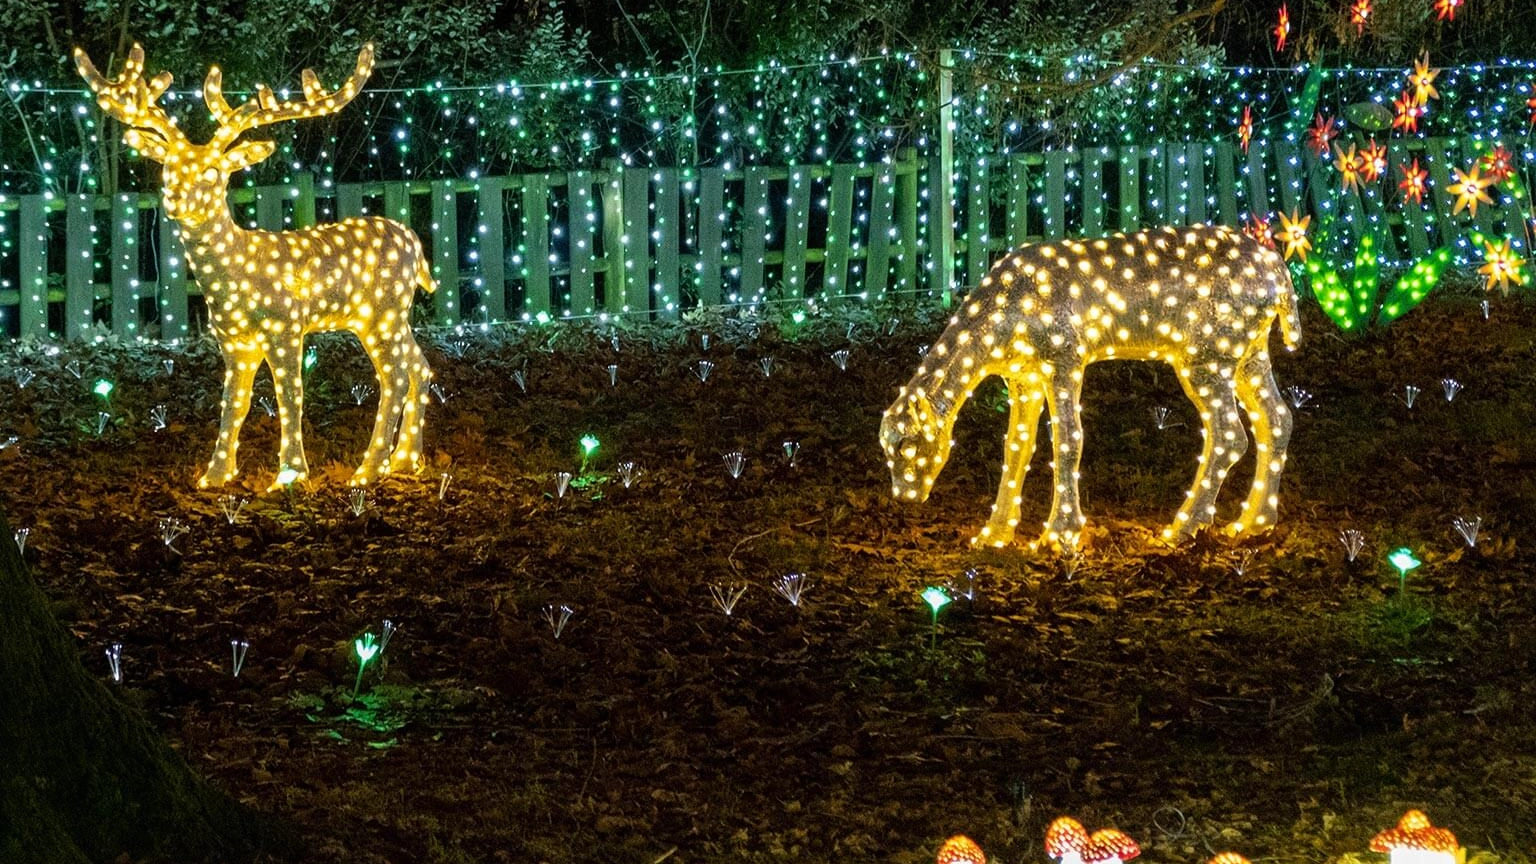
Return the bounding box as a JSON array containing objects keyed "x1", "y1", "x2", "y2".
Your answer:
[
  {"x1": 880, "y1": 225, "x2": 1300, "y2": 551},
  {"x1": 75, "y1": 43, "x2": 434, "y2": 489}
]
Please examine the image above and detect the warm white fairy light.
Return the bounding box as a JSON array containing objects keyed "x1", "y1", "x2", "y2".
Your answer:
[
  {"x1": 75, "y1": 43, "x2": 434, "y2": 489},
  {"x1": 880, "y1": 224, "x2": 1299, "y2": 551}
]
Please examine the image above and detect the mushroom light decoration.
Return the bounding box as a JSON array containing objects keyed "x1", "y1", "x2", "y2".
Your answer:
[
  {"x1": 1371, "y1": 810, "x2": 1459, "y2": 864},
  {"x1": 936, "y1": 834, "x2": 987, "y2": 864},
  {"x1": 879, "y1": 225, "x2": 1299, "y2": 551},
  {"x1": 1046, "y1": 817, "x2": 1141, "y2": 864}
]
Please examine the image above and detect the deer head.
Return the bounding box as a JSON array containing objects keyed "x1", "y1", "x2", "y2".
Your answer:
[
  {"x1": 75, "y1": 43, "x2": 374, "y2": 228},
  {"x1": 879, "y1": 388, "x2": 954, "y2": 502}
]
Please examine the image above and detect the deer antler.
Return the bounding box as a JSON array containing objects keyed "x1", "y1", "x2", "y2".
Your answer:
[
  {"x1": 73, "y1": 43, "x2": 185, "y2": 159},
  {"x1": 206, "y1": 44, "x2": 375, "y2": 149}
]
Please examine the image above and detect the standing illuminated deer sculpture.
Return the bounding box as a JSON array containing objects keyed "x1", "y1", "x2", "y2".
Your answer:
[
  {"x1": 880, "y1": 225, "x2": 1300, "y2": 551},
  {"x1": 75, "y1": 43, "x2": 434, "y2": 489}
]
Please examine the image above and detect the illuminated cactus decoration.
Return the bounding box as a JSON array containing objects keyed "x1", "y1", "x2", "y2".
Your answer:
[
  {"x1": 880, "y1": 225, "x2": 1300, "y2": 550},
  {"x1": 75, "y1": 43, "x2": 434, "y2": 489}
]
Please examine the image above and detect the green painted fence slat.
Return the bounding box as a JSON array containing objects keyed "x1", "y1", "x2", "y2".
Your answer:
[
  {"x1": 1215, "y1": 143, "x2": 1238, "y2": 226},
  {"x1": 18, "y1": 196, "x2": 48, "y2": 338},
  {"x1": 521, "y1": 175, "x2": 551, "y2": 319},
  {"x1": 620, "y1": 167, "x2": 650, "y2": 314},
  {"x1": 1081, "y1": 149, "x2": 1106, "y2": 238},
  {"x1": 866, "y1": 165, "x2": 895, "y2": 297},
  {"x1": 698, "y1": 167, "x2": 725, "y2": 305},
  {"x1": 383, "y1": 183, "x2": 410, "y2": 227},
  {"x1": 337, "y1": 185, "x2": 365, "y2": 219},
  {"x1": 111, "y1": 194, "x2": 137, "y2": 336},
  {"x1": 784, "y1": 167, "x2": 812, "y2": 299},
  {"x1": 965, "y1": 160, "x2": 990, "y2": 287},
  {"x1": 1244, "y1": 140, "x2": 1271, "y2": 219},
  {"x1": 1424, "y1": 139, "x2": 1460, "y2": 246},
  {"x1": 1274, "y1": 141, "x2": 1304, "y2": 216},
  {"x1": 655, "y1": 168, "x2": 681, "y2": 317},
  {"x1": 598, "y1": 168, "x2": 626, "y2": 313},
  {"x1": 1187, "y1": 145, "x2": 1208, "y2": 225},
  {"x1": 294, "y1": 173, "x2": 316, "y2": 228},
  {"x1": 896, "y1": 153, "x2": 918, "y2": 293},
  {"x1": 1044, "y1": 151, "x2": 1066, "y2": 240},
  {"x1": 66, "y1": 194, "x2": 95, "y2": 340},
  {"x1": 157, "y1": 214, "x2": 189, "y2": 339},
  {"x1": 742, "y1": 166, "x2": 770, "y2": 302},
  {"x1": 256, "y1": 185, "x2": 283, "y2": 231},
  {"x1": 1007, "y1": 155, "x2": 1030, "y2": 244},
  {"x1": 1118, "y1": 146, "x2": 1141, "y2": 231},
  {"x1": 567, "y1": 171, "x2": 596, "y2": 316},
  {"x1": 823, "y1": 164, "x2": 855, "y2": 298},
  {"x1": 475, "y1": 177, "x2": 507, "y2": 321},
  {"x1": 430, "y1": 180, "x2": 459, "y2": 323}
]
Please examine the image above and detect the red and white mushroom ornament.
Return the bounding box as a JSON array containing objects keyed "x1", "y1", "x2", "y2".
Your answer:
[
  {"x1": 936, "y1": 834, "x2": 987, "y2": 864},
  {"x1": 1046, "y1": 816, "x2": 1141, "y2": 864},
  {"x1": 1371, "y1": 810, "x2": 1459, "y2": 864}
]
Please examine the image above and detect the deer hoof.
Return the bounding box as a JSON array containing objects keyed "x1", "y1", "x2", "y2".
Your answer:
[{"x1": 969, "y1": 523, "x2": 1017, "y2": 548}]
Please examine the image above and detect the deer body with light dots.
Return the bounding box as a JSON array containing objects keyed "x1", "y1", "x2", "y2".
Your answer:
[
  {"x1": 880, "y1": 224, "x2": 1300, "y2": 550},
  {"x1": 75, "y1": 43, "x2": 434, "y2": 490}
]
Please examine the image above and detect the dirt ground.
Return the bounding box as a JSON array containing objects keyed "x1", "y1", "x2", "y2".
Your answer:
[{"x1": 2, "y1": 286, "x2": 1534, "y2": 864}]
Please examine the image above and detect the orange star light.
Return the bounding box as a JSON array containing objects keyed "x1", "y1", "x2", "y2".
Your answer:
[
  {"x1": 1481, "y1": 145, "x2": 1516, "y2": 184},
  {"x1": 1243, "y1": 213, "x2": 1276, "y2": 248},
  {"x1": 1450, "y1": 164, "x2": 1494, "y2": 216},
  {"x1": 1410, "y1": 54, "x2": 1440, "y2": 105},
  {"x1": 1392, "y1": 90, "x2": 1426, "y2": 132},
  {"x1": 1350, "y1": 0, "x2": 1371, "y2": 33},
  {"x1": 1274, "y1": 3, "x2": 1291, "y2": 51},
  {"x1": 1479, "y1": 237, "x2": 1528, "y2": 294},
  {"x1": 1238, "y1": 105, "x2": 1254, "y2": 154},
  {"x1": 1399, "y1": 158, "x2": 1429, "y2": 204},
  {"x1": 1335, "y1": 143, "x2": 1364, "y2": 192},
  {"x1": 1360, "y1": 139, "x2": 1388, "y2": 183},
  {"x1": 1432, "y1": 0, "x2": 1461, "y2": 20},
  {"x1": 1307, "y1": 113, "x2": 1339, "y2": 156},
  {"x1": 1278, "y1": 210, "x2": 1312, "y2": 261}
]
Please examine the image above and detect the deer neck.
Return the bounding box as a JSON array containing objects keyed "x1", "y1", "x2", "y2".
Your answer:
[
  {"x1": 907, "y1": 326, "x2": 996, "y2": 423},
  {"x1": 170, "y1": 201, "x2": 248, "y2": 291}
]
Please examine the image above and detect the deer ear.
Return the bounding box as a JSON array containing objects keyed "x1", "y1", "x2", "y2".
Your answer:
[{"x1": 221, "y1": 140, "x2": 276, "y2": 172}]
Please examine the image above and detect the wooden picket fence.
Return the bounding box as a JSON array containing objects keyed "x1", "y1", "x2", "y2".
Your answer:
[{"x1": 0, "y1": 136, "x2": 1527, "y2": 341}]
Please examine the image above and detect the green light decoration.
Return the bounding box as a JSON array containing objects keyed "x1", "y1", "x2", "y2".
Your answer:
[
  {"x1": 1388, "y1": 547, "x2": 1422, "y2": 593},
  {"x1": 303, "y1": 346, "x2": 319, "y2": 374},
  {"x1": 922, "y1": 585, "x2": 952, "y2": 648},
  {"x1": 275, "y1": 468, "x2": 301, "y2": 487},
  {"x1": 1302, "y1": 228, "x2": 1457, "y2": 332},
  {"x1": 578, "y1": 433, "x2": 600, "y2": 475},
  {"x1": 92, "y1": 379, "x2": 113, "y2": 400},
  {"x1": 353, "y1": 632, "x2": 380, "y2": 698}
]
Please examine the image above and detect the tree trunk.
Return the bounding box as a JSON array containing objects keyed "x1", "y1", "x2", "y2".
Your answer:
[{"x1": 0, "y1": 511, "x2": 295, "y2": 863}]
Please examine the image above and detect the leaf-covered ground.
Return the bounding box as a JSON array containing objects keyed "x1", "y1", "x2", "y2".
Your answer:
[{"x1": 3, "y1": 289, "x2": 1535, "y2": 864}]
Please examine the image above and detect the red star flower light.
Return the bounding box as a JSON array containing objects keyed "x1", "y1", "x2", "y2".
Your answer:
[
  {"x1": 1360, "y1": 139, "x2": 1388, "y2": 183},
  {"x1": 1392, "y1": 91, "x2": 1426, "y2": 132},
  {"x1": 1273, "y1": 3, "x2": 1291, "y2": 51},
  {"x1": 1238, "y1": 105, "x2": 1254, "y2": 154},
  {"x1": 1399, "y1": 158, "x2": 1429, "y2": 204},
  {"x1": 1350, "y1": 0, "x2": 1371, "y2": 33},
  {"x1": 1527, "y1": 82, "x2": 1536, "y2": 125},
  {"x1": 1243, "y1": 213, "x2": 1276, "y2": 248},
  {"x1": 1307, "y1": 114, "x2": 1340, "y2": 156},
  {"x1": 1480, "y1": 145, "x2": 1516, "y2": 184},
  {"x1": 1432, "y1": 0, "x2": 1462, "y2": 20}
]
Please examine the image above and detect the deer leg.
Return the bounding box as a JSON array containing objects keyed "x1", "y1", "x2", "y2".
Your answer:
[
  {"x1": 266, "y1": 335, "x2": 310, "y2": 489},
  {"x1": 1166, "y1": 366, "x2": 1248, "y2": 542},
  {"x1": 973, "y1": 381, "x2": 1046, "y2": 548},
  {"x1": 198, "y1": 342, "x2": 263, "y2": 488},
  {"x1": 387, "y1": 328, "x2": 431, "y2": 475},
  {"x1": 1036, "y1": 366, "x2": 1086, "y2": 551},
  {"x1": 1229, "y1": 348, "x2": 1291, "y2": 535},
  {"x1": 352, "y1": 332, "x2": 403, "y2": 485}
]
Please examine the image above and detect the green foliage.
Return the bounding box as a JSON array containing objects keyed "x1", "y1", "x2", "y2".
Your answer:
[{"x1": 1299, "y1": 221, "x2": 1454, "y2": 332}]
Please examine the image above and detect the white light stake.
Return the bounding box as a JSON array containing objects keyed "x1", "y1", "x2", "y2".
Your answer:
[
  {"x1": 105, "y1": 642, "x2": 123, "y2": 683},
  {"x1": 554, "y1": 471, "x2": 572, "y2": 499},
  {"x1": 1339, "y1": 528, "x2": 1366, "y2": 562},
  {"x1": 257, "y1": 396, "x2": 276, "y2": 418},
  {"x1": 149, "y1": 404, "x2": 168, "y2": 431},
  {"x1": 1149, "y1": 406, "x2": 1181, "y2": 430},
  {"x1": 1400, "y1": 384, "x2": 1420, "y2": 408},
  {"x1": 512, "y1": 369, "x2": 528, "y2": 393},
  {"x1": 1283, "y1": 385, "x2": 1313, "y2": 409},
  {"x1": 163, "y1": 359, "x2": 174, "y2": 376},
  {"x1": 1441, "y1": 378, "x2": 1462, "y2": 401},
  {"x1": 773, "y1": 572, "x2": 809, "y2": 607},
  {"x1": 219, "y1": 495, "x2": 247, "y2": 525},
  {"x1": 693, "y1": 360, "x2": 714, "y2": 383},
  {"x1": 14, "y1": 368, "x2": 34, "y2": 388},
  {"x1": 351, "y1": 383, "x2": 374, "y2": 405},
  {"x1": 429, "y1": 383, "x2": 450, "y2": 404},
  {"x1": 438, "y1": 472, "x2": 452, "y2": 501},
  {"x1": 607, "y1": 364, "x2": 619, "y2": 387},
  {"x1": 347, "y1": 488, "x2": 368, "y2": 517},
  {"x1": 543, "y1": 604, "x2": 574, "y2": 639},
  {"x1": 230, "y1": 639, "x2": 249, "y2": 677},
  {"x1": 758, "y1": 357, "x2": 778, "y2": 378},
  {"x1": 65, "y1": 359, "x2": 82, "y2": 379},
  {"x1": 1452, "y1": 515, "x2": 1481, "y2": 547},
  {"x1": 379, "y1": 619, "x2": 398, "y2": 654},
  {"x1": 618, "y1": 461, "x2": 640, "y2": 488},
  {"x1": 159, "y1": 517, "x2": 188, "y2": 552},
  {"x1": 830, "y1": 349, "x2": 850, "y2": 371},
  {"x1": 782, "y1": 441, "x2": 800, "y2": 467},
  {"x1": 95, "y1": 412, "x2": 111, "y2": 436},
  {"x1": 722, "y1": 451, "x2": 746, "y2": 480},
  {"x1": 709, "y1": 583, "x2": 747, "y2": 616},
  {"x1": 13, "y1": 528, "x2": 29, "y2": 556}
]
